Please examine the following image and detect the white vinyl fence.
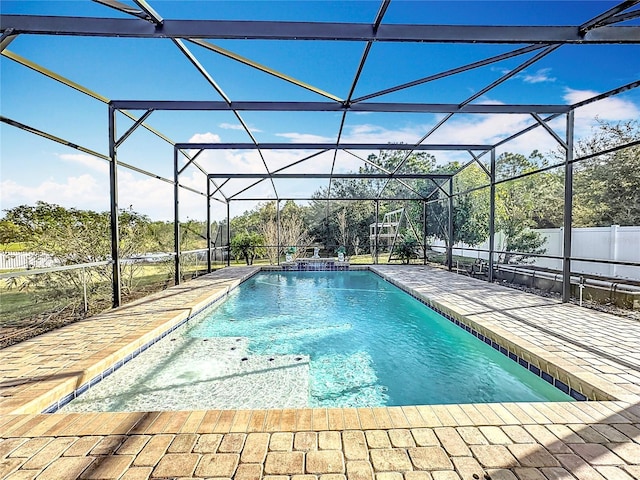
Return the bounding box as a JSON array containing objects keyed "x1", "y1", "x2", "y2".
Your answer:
[
  {"x1": 0, "y1": 252, "x2": 57, "y2": 270},
  {"x1": 431, "y1": 225, "x2": 640, "y2": 281}
]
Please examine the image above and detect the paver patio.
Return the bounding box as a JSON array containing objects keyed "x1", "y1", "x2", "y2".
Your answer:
[{"x1": 1, "y1": 265, "x2": 638, "y2": 479}]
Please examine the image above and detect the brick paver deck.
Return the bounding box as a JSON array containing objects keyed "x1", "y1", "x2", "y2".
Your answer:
[{"x1": 1, "y1": 265, "x2": 638, "y2": 479}]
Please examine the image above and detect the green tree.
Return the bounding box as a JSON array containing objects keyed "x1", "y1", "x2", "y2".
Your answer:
[
  {"x1": 230, "y1": 231, "x2": 265, "y2": 265},
  {"x1": 572, "y1": 120, "x2": 640, "y2": 226},
  {"x1": 495, "y1": 152, "x2": 548, "y2": 263},
  {"x1": 0, "y1": 219, "x2": 25, "y2": 246},
  {"x1": 306, "y1": 150, "x2": 440, "y2": 257},
  {"x1": 230, "y1": 202, "x2": 276, "y2": 235}
]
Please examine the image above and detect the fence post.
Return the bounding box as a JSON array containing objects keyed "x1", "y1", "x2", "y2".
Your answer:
[
  {"x1": 610, "y1": 224, "x2": 619, "y2": 277},
  {"x1": 226, "y1": 202, "x2": 231, "y2": 267},
  {"x1": 422, "y1": 201, "x2": 427, "y2": 265}
]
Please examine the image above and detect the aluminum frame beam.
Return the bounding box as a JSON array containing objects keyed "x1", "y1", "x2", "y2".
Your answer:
[
  {"x1": 188, "y1": 39, "x2": 343, "y2": 103},
  {"x1": 92, "y1": 0, "x2": 158, "y2": 23},
  {"x1": 0, "y1": 27, "x2": 16, "y2": 51},
  {"x1": 3, "y1": 16, "x2": 640, "y2": 43},
  {"x1": 208, "y1": 173, "x2": 452, "y2": 179},
  {"x1": 132, "y1": 0, "x2": 163, "y2": 25},
  {"x1": 110, "y1": 100, "x2": 571, "y2": 114},
  {"x1": 563, "y1": 110, "x2": 575, "y2": 303},
  {"x1": 108, "y1": 105, "x2": 121, "y2": 308},
  {"x1": 579, "y1": 0, "x2": 639, "y2": 33},
  {"x1": 227, "y1": 197, "x2": 437, "y2": 201},
  {"x1": 531, "y1": 112, "x2": 568, "y2": 150},
  {"x1": 353, "y1": 44, "x2": 545, "y2": 103},
  {"x1": 327, "y1": 0, "x2": 390, "y2": 200},
  {"x1": 178, "y1": 143, "x2": 492, "y2": 151},
  {"x1": 593, "y1": 8, "x2": 640, "y2": 27}
]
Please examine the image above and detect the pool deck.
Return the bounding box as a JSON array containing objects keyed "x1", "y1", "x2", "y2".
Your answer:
[{"x1": 1, "y1": 265, "x2": 639, "y2": 479}]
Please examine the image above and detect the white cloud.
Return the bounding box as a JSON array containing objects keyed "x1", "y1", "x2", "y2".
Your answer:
[
  {"x1": 183, "y1": 132, "x2": 222, "y2": 166},
  {"x1": 490, "y1": 67, "x2": 511, "y2": 75},
  {"x1": 1, "y1": 175, "x2": 107, "y2": 211},
  {"x1": 275, "y1": 132, "x2": 333, "y2": 143},
  {"x1": 431, "y1": 117, "x2": 544, "y2": 163},
  {"x1": 342, "y1": 124, "x2": 424, "y2": 144},
  {"x1": 218, "y1": 122, "x2": 244, "y2": 130},
  {"x1": 57, "y1": 153, "x2": 109, "y2": 174},
  {"x1": 563, "y1": 88, "x2": 640, "y2": 123},
  {"x1": 474, "y1": 97, "x2": 506, "y2": 105},
  {"x1": 219, "y1": 122, "x2": 262, "y2": 132},
  {"x1": 521, "y1": 68, "x2": 556, "y2": 84},
  {"x1": 492, "y1": 66, "x2": 556, "y2": 84},
  {"x1": 188, "y1": 132, "x2": 221, "y2": 143}
]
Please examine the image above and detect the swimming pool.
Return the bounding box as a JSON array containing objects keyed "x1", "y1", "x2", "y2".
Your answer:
[{"x1": 61, "y1": 270, "x2": 572, "y2": 411}]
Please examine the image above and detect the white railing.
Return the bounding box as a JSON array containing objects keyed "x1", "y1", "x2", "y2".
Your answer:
[{"x1": 0, "y1": 261, "x2": 112, "y2": 313}]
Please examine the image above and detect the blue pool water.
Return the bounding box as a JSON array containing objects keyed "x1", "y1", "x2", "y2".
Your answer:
[
  {"x1": 188, "y1": 271, "x2": 572, "y2": 406},
  {"x1": 61, "y1": 270, "x2": 573, "y2": 412}
]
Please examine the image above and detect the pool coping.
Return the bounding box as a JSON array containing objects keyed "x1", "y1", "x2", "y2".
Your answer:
[{"x1": 0, "y1": 265, "x2": 637, "y2": 417}]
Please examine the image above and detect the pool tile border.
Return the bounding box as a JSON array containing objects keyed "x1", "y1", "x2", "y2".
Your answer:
[{"x1": 262, "y1": 264, "x2": 368, "y2": 272}]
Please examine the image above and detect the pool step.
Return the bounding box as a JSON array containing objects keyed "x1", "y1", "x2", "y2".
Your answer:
[
  {"x1": 193, "y1": 336, "x2": 250, "y2": 358},
  {"x1": 60, "y1": 331, "x2": 311, "y2": 411}
]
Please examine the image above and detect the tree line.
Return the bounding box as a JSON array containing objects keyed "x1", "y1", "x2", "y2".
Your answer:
[
  {"x1": 226, "y1": 119, "x2": 639, "y2": 264},
  {"x1": 1, "y1": 120, "x2": 638, "y2": 268}
]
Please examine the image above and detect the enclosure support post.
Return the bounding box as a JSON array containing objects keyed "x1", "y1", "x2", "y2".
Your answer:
[
  {"x1": 82, "y1": 266, "x2": 88, "y2": 314},
  {"x1": 173, "y1": 148, "x2": 181, "y2": 285},
  {"x1": 206, "y1": 179, "x2": 212, "y2": 273},
  {"x1": 108, "y1": 104, "x2": 121, "y2": 308},
  {"x1": 447, "y1": 178, "x2": 453, "y2": 272},
  {"x1": 488, "y1": 148, "x2": 496, "y2": 283},
  {"x1": 226, "y1": 202, "x2": 231, "y2": 267},
  {"x1": 374, "y1": 200, "x2": 379, "y2": 265},
  {"x1": 562, "y1": 109, "x2": 574, "y2": 302},
  {"x1": 422, "y1": 201, "x2": 427, "y2": 265},
  {"x1": 276, "y1": 199, "x2": 281, "y2": 265}
]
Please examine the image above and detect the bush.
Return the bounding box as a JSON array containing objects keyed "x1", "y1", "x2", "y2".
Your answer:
[{"x1": 393, "y1": 238, "x2": 418, "y2": 264}]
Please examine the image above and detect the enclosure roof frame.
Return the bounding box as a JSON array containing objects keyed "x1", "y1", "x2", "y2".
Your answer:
[
  {"x1": 3, "y1": 14, "x2": 640, "y2": 43},
  {"x1": 2, "y1": 0, "x2": 640, "y2": 305}
]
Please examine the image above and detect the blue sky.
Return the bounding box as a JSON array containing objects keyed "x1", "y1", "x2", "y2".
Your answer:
[{"x1": 1, "y1": 1, "x2": 639, "y2": 221}]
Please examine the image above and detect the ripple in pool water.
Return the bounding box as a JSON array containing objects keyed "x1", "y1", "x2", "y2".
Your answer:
[{"x1": 62, "y1": 271, "x2": 573, "y2": 411}]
